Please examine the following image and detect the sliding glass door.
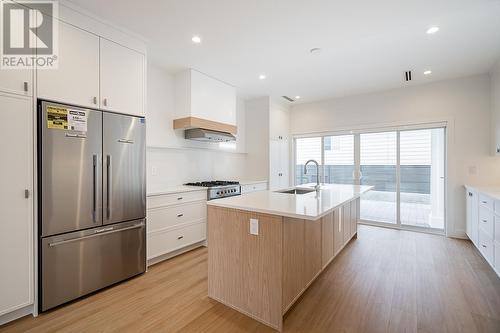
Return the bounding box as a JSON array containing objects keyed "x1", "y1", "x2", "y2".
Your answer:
[
  {"x1": 294, "y1": 125, "x2": 446, "y2": 233},
  {"x1": 400, "y1": 128, "x2": 445, "y2": 230},
  {"x1": 359, "y1": 132, "x2": 397, "y2": 224},
  {"x1": 324, "y1": 135, "x2": 355, "y2": 185}
]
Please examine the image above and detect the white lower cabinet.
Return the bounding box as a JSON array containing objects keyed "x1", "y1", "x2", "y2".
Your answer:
[
  {"x1": 148, "y1": 223, "x2": 206, "y2": 260},
  {"x1": 0, "y1": 93, "x2": 33, "y2": 317},
  {"x1": 465, "y1": 186, "x2": 499, "y2": 276},
  {"x1": 146, "y1": 191, "x2": 207, "y2": 263}
]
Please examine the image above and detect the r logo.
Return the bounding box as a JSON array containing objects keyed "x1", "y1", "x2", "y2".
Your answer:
[
  {"x1": 1, "y1": 1, "x2": 58, "y2": 68},
  {"x1": 2, "y1": 2, "x2": 53, "y2": 54}
]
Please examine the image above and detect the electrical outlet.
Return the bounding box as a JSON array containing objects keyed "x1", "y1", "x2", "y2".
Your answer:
[
  {"x1": 151, "y1": 166, "x2": 158, "y2": 176},
  {"x1": 250, "y1": 218, "x2": 259, "y2": 235}
]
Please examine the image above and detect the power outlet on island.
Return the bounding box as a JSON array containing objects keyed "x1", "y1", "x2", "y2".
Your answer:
[{"x1": 250, "y1": 218, "x2": 259, "y2": 235}]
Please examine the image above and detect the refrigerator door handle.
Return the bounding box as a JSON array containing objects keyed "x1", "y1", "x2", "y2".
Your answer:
[
  {"x1": 118, "y1": 139, "x2": 134, "y2": 144},
  {"x1": 65, "y1": 133, "x2": 87, "y2": 139},
  {"x1": 106, "y1": 154, "x2": 112, "y2": 220},
  {"x1": 93, "y1": 154, "x2": 98, "y2": 222},
  {"x1": 47, "y1": 223, "x2": 144, "y2": 247}
]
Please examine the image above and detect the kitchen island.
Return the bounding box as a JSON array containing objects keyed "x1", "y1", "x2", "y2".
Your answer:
[{"x1": 206, "y1": 184, "x2": 373, "y2": 331}]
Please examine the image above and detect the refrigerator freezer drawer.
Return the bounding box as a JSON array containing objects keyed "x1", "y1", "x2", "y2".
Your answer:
[{"x1": 41, "y1": 219, "x2": 146, "y2": 311}]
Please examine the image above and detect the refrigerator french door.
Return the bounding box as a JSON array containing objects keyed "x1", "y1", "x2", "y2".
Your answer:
[
  {"x1": 38, "y1": 101, "x2": 146, "y2": 312},
  {"x1": 103, "y1": 112, "x2": 146, "y2": 225}
]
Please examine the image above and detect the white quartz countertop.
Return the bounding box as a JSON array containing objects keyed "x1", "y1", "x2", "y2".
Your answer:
[
  {"x1": 239, "y1": 180, "x2": 268, "y2": 185},
  {"x1": 465, "y1": 184, "x2": 500, "y2": 201},
  {"x1": 147, "y1": 185, "x2": 207, "y2": 196},
  {"x1": 147, "y1": 180, "x2": 268, "y2": 197},
  {"x1": 207, "y1": 184, "x2": 373, "y2": 220}
]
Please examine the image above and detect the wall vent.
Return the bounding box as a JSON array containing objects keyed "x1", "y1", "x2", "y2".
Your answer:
[
  {"x1": 405, "y1": 70, "x2": 412, "y2": 82},
  {"x1": 282, "y1": 96, "x2": 295, "y2": 102}
]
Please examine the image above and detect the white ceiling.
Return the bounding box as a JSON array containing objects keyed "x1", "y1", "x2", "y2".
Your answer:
[{"x1": 68, "y1": 0, "x2": 500, "y2": 103}]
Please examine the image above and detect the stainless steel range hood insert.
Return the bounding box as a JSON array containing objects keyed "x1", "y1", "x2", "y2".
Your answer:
[{"x1": 185, "y1": 128, "x2": 236, "y2": 142}]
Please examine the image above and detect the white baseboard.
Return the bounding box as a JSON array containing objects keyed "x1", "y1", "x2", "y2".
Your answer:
[
  {"x1": 147, "y1": 241, "x2": 206, "y2": 267},
  {"x1": 0, "y1": 304, "x2": 33, "y2": 326}
]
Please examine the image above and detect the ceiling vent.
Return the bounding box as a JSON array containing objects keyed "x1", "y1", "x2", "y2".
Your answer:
[
  {"x1": 282, "y1": 96, "x2": 295, "y2": 102},
  {"x1": 405, "y1": 70, "x2": 412, "y2": 82}
]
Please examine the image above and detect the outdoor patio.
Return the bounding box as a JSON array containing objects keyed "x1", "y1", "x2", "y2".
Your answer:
[{"x1": 360, "y1": 190, "x2": 440, "y2": 228}]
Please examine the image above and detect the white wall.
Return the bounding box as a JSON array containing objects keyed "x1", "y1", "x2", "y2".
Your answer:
[
  {"x1": 146, "y1": 62, "x2": 248, "y2": 192},
  {"x1": 290, "y1": 74, "x2": 499, "y2": 238}
]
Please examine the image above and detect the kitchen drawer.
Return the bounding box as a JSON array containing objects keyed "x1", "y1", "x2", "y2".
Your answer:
[
  {"x1": 147, "y1": 201, "x2": 207, "y2": 232},
  {"x1": 147, "y1": 222, "x2": 206, "y2": 259},
  {"x1": 147, "y1": 190, "x2": 206, "y2": 209},
  {"x1": 479, "y1": 193, "x2": 494, "y2": 211},
  {"x1": 241, "y1": 182, "x2": 267, "y2": 194},
  {"x1": 478, "y1": 228, "x2": 494, "y2": 264},
  {"x1": 479, "y1": 207, "x2": 494, "y2": 237}
]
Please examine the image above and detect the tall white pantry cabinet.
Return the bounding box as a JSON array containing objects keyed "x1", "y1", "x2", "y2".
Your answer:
[{"x1": 0, "y1": 3, "x2": 146, "y2": 324}]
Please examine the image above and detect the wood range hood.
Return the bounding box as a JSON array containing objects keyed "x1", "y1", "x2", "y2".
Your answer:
[{"x1": 173, "y1": 116, "x2": 238, "y2": 135}]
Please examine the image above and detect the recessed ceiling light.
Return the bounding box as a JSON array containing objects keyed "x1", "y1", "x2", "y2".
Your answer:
[
  {"x1": 191, "y1": 35, "x2": 201, "y2": 43},
  {"x1": 310, "y1": 48, "x2": 321, "y2": 54},
  {"x1": 424, "y1": 70, "x2": 432, "y2": 75},
  {"x1": 258, "y1": 74, "x2": 266, "y2": 80},
  {"x1": 426, "y1": 26, "x2": 439, "y2": 34},
  {"x1": 295, "y1": 96, "x2": 301, "y2": 99}
]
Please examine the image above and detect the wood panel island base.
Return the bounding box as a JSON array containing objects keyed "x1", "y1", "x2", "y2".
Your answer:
[{"x1": 207, "y1": 184, "x2": 372, "y2": 331}]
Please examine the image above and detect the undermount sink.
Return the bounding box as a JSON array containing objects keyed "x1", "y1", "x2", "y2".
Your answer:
[{"x1": 277, "y1": 188, "x2": 316, "y2": 195}]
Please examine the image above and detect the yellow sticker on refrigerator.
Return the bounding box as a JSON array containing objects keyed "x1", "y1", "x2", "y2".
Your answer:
[
  {"x1": 47, "y1": 106, "x2": 68, "y2": 129},
  {"x1": 47, "y1": 107, "x2": 88, "y2": 132}
]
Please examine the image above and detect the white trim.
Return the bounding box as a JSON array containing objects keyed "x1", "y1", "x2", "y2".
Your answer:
[
  {"x1": 0, "y1": 304, "x2": 33, "y2": 326},
  {"x1": 147, "y1": 145, "x2": 247, "y2": 155},
  {"x1": 292, "y1": 119, "x2": 449, "y2": 139},
  {"x1": 359, "y1": 220, "x2": 445, "y2": 236}
]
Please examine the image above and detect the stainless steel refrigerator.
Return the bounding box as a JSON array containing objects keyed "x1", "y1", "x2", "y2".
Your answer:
[{"x1": 38, "y1": 100, "x2": 146, "y2": 311}]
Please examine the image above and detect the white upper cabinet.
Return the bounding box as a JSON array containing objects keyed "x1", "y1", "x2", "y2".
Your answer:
[
  {"x1": 0, "y1": 69, "x2": 32, "y2": 97},
  {"x1": 269, "y1": 103, "x2": 290, "y2": 140},
  {"x1": 37, "y1": 20, "x2": 99, "y2": 108},
  {"x1": 175, "y1": 69, "x2": 236, "y2": 125},
  {"x1": 100, "y1": 38, "x2": 145, "y2": 116}
]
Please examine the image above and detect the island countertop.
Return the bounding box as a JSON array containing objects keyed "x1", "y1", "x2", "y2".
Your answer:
[{"x1": 207, "y1": 183, "x2": 373, "y2": 220}]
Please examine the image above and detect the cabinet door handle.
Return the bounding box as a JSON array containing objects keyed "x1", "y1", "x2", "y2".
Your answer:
[
  {"x1": 177, "y1": 197, "x2": 183, "y2": 201},
  {"x1": 177, "y1": 213, "x2": 184, "y2": 218},
  {"x1": 24, "y1": 189, "x2": 30, "y2": 199},
  {"x1": 482, "y1": 244, "x2": 487, "y2": 248},
  {"x1": 103, "y1": 98, "x2": 108, "y2": 107},
  {"x1": 481, "y1": 219, "x2": 487, "y2": 223},
  {"x1": 23, "y1": 81, "x2": 28, "y2": 92},
  {"x1": 93, "y1": 96, "x2": 97, "y2": 105},
  {"x1": 177, "y1": 235, "x2": 184, "y2": 240},
  {"x1": 481, "y1": 201, "x2": 488, "y2": 204}
]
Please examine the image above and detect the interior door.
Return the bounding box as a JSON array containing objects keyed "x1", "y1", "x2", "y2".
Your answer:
[
  {"x1": 103, "y1": 112, "x2": 146, "y2": 225},
  {"x1": 0, "y1": 93, "x2": 33, "y2": 315},
  {"x1": 37, "y1": 20, "x2": 100, "y2": 108},
  {"x1": 41, "y1": 101, "x2": 102, "y2": 236}
]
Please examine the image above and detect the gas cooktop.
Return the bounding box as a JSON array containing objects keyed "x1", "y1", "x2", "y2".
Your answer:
[
  {"x1": 184, "y1": 181, "x2": 241, "y2": 200},
  {"x1": 184, "y1": 181, "x2": 239, "y2": 187}
]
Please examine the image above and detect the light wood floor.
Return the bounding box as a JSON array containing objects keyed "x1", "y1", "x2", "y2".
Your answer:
[{"x1": 2, "y1": 225, "x2": 500, "y2": 333}]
